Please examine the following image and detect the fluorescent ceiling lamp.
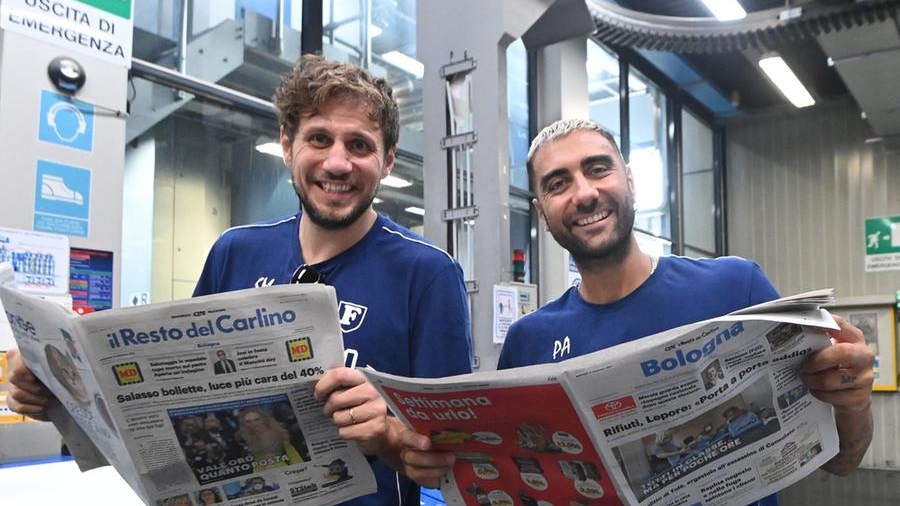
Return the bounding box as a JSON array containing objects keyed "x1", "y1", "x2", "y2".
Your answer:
[
  {"x1": 255, "y1": 142, "x2": 283, "y2": 158},
  {"x1": 373, "y1": 197, "x2": 384, "y2": 204},
  {"x1": 404, "y1": 206, "x2": 425, "y2": 216},
  {"x1": 700, "y1": 0, "x2": 746, "y2": 21},
  {"x1": 369, "y1": 24, "x2": 383, "y2": 38},
  {"x1": 381, "y1": 174, "x2": 412, "y2": 188},
  {"x1": 382, "y1": 51, "x2": 425, "y2": 79},
  {"x1": 758, "y1": 55, "x2": 816, "y2": 108}
]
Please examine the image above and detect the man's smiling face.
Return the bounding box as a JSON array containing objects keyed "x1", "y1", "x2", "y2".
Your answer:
[{"x1": 531, "y1": 129, "x2": 636, "y2": 264}]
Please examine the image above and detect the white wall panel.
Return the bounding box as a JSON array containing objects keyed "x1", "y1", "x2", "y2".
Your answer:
[
  {"x1": 726, "y1": 101, "x2": 900, "y2": 504},
  {"x1": 726, "y1": 101, "x2": 900, "y2": 298}
]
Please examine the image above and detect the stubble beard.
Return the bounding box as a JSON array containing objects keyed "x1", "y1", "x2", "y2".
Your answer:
[
  {"x1": 552, "y1": 192, "x2": 637, "y2": 271},
  {"x1": 294, "y1": 179, "x2": 379, "y2": 230}
]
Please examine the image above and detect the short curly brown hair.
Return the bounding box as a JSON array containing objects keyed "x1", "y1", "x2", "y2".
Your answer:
[{"x1": 274, "y1": 54, "x2": 400, "y2": 151}]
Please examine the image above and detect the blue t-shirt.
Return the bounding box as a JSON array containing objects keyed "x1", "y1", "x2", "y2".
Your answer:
[
  {"x1": 195, "y1": 212, "x2": 473, "y2": 506},
  {"x1": 498, "y1": 255, "x2": 780, "y2": 506},
  {"x1": 499, "y1": 256, "x2": 779, "y2": 367}
]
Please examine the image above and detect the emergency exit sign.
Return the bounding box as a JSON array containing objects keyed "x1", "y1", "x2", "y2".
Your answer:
[
  {"x1": 77, "y1": 0, "x2": 132, "y2": 20},
  {"x1": 865, "y1": 215, "x2": 900, "y2": 272},
  {"x1": 1, "y1": 0, "x2": 134, "y2": 67}
]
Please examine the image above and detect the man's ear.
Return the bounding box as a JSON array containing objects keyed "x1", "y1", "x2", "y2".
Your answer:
[
  {"x1": 625, "y1": 163, "x2": 636, "y2": 199},
  {"x1": 280, "y1": 125, "x2": 292, "y2": 166},
  {"x1": 381, "y1": 146, "x2": 396, "y2": 178},
  {"x1": 532, "y1": 197, "x2": 549, "y2": 232}
]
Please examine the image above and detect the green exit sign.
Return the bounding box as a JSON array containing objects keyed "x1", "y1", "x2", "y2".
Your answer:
[
  {"x1": 76, "y1": 0, "x2": 132, "y2": 20},
  {"x1": 865, "y1": 216, "x2": 900, "y2": 255},
  {"x1": 865, "y1": 216, "x2": 900, "y2": 272}
]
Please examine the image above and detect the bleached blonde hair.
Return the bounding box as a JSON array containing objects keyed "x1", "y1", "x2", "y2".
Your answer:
[{"x1": 526, "y1": 119, "x2": 624, "y2": 187}]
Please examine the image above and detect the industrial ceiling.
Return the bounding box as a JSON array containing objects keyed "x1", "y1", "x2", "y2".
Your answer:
[{"x1": 588, "y1": 0, "x2": 900, "y2": 140}]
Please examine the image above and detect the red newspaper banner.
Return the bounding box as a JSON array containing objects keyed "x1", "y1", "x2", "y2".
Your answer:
[{"x1": 383, "y1": 383, "x2": 625, "y2": 506}]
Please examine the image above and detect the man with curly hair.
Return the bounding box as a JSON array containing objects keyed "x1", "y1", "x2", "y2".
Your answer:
[
  {"x1": 194, "y1": 55, "x2": 474, "y2": 505},
  {"x1": 8, "y1": 55, "x2": 473, "y2": 506}
]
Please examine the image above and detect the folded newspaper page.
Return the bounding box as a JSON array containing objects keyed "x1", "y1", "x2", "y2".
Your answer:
[
  {"x1": 364, "y1": 290, "x2": 840, "y2": 506},
  {"x1": 0, "y1": 263, "x2": 376, "y2": 506}
]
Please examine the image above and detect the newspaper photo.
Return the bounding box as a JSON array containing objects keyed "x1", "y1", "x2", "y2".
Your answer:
[
  {"x1": 363, "y1": 290, "x2": 840, "y2": 506},
  {"x1": 0, "y1": 263, "x2": 376, "y2": 506}
]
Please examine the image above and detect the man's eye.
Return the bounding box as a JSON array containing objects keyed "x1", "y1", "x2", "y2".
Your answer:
[
  {"x1": 349, "y1": 139, "x2": 372, "y2": 153},
  {"x1": 546, "y1": 179, "x2": 565, "y2": 193},
  {"x1": 588, "y1": 165, "x2": 609, "y2": 176},
  {"x1": 309, "y1": 134, "x2": 330, "y2": 145}
]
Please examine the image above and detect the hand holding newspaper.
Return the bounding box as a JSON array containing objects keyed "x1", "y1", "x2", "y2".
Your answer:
[
  {"x1": 0, "y1": 263, "x2": 375, "y2": 506},
  {"x1": 364, "y1": 290, "x2": 840, "y2": 506}
]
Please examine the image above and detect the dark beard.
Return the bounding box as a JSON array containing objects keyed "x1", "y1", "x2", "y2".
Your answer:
[
  {"x1": 554, "y1": 192, "x2": 637, "y2": 271},
  {"x1": 294, "y1": 182, "x2": 378, "y2": 230}
]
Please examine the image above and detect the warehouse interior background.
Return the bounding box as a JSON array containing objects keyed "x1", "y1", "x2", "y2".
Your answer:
[{"x1": 1, "y1": 0, "x2": 899, "y2": 504}]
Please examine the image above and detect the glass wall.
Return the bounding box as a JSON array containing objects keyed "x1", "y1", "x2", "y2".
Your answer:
[
  {"x1": 127, "y1": 0, "x2": 429, "y2": 303},
  {"x1": 507, "y1": 38, "x2": 534, "y2": 283},
  {"x1": 586, "y1": 41, "x2": 621, "y2": 143},
  {"x1": 681, "y1": 109, "x2": 717, "y2": 258},
  {"x1": 123, "y1": 79, "x2": 285, "y2": 304},
  {"x1": 628, "y1": 68, "x2": 669, "y2": 242},
  {"x1": 508, "y1": 38, "x2": 529, "y2": 191}
]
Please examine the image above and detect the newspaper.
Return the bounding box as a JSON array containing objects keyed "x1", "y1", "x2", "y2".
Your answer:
[
  {"x1": 363, "y1": 290, "x2": 840, "y2": 506},
  {"x1": 0, "y1": 263, "x2": 376, "y2": 506}
]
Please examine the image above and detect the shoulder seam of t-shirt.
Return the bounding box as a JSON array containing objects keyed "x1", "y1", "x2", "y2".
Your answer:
[
  {"x1": 218, "y1": 215, "x2": 297, "y2": 238},
  {"x1": 379, "y1": 226, "x2": 455, "y2": 262}
]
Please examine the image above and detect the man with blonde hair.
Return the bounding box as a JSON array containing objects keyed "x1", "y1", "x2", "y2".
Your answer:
[{"x1": 398, "y1": 119, "x2": 873, "y2": 506}]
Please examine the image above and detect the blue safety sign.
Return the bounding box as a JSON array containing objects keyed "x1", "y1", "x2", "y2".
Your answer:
[
  {"x1": 33, "y1": 160, "x2": 92, "y2": 237},
  {"x1": 38, "y1": 89, "x2": 94, "y2": 152}
]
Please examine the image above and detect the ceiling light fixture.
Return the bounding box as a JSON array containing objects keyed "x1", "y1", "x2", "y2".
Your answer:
[
  {"x1": 381, "y1": 174, "x2": 412, "y2": 188},
  {"x1": 255, "y1": 142, "x2": 283, "y2": 157},
  {"x1": 404, "y1": 206, "x2": 425, "y2": 216},
  {"x1": 381, "y1": 51, "x2": 425, "y2": 79},
  {"x1": 700, "y1": 0, "x2": 746, "y2": 21},
  {"x1": 369, "y1": 24, "x2": 383, "y2": 38},
  {"x1": 758, "y1": 54, "x2": 816, "y2": 108}
]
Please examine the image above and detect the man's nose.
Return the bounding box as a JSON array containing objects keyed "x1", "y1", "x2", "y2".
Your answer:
[
  {"x1": 324, "y1": 143, "x2": 353, "y2": 174},
  {"x1": 571, "y1": 173, "x2": 597, "y2": 209}
]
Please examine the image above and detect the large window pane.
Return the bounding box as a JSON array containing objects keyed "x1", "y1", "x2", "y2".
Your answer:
[
  {"x1": 123, "y1": 81, "x2": 285, "y2": 304},
  {"x1": 628, "y1": 69, "x2": 669, "y2": 240},
  {"x1": 134, "y1": 1, "x2": 304, "y2": 96},
  {"x1": 508, "y1": 38, "x2": 529, "y2": 191},
  {"x1": 587, "y1": 41, "x2": 621, "y2": 143},
  {"x1": 133, "y1": 1, "x2": 427, "y2": 234},
  {"x1": 682, "y1": 109, "x2": 716, "y2": 256},
  {"x1": 507, "y1": 38, "x2": 534, "y2": 283}
]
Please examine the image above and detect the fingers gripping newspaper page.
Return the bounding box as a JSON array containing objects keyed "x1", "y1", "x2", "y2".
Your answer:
[
  {"x1": 0, "y1": 265, "x2": 376, "y2": 506},
  {"x1": 364, "y1": 291, "x2": 841, "y2": 506}
]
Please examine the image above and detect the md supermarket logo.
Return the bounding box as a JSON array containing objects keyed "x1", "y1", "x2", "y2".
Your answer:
[
  {"x1": 112, "y1": 362, "x2": 143, "y2": 385},
  {"x1": 285, "y1": 337, "x2": 314, "y2": 362},
  {"x1": 592, "y1": 395, "x2": 637, "y2": 420}
]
